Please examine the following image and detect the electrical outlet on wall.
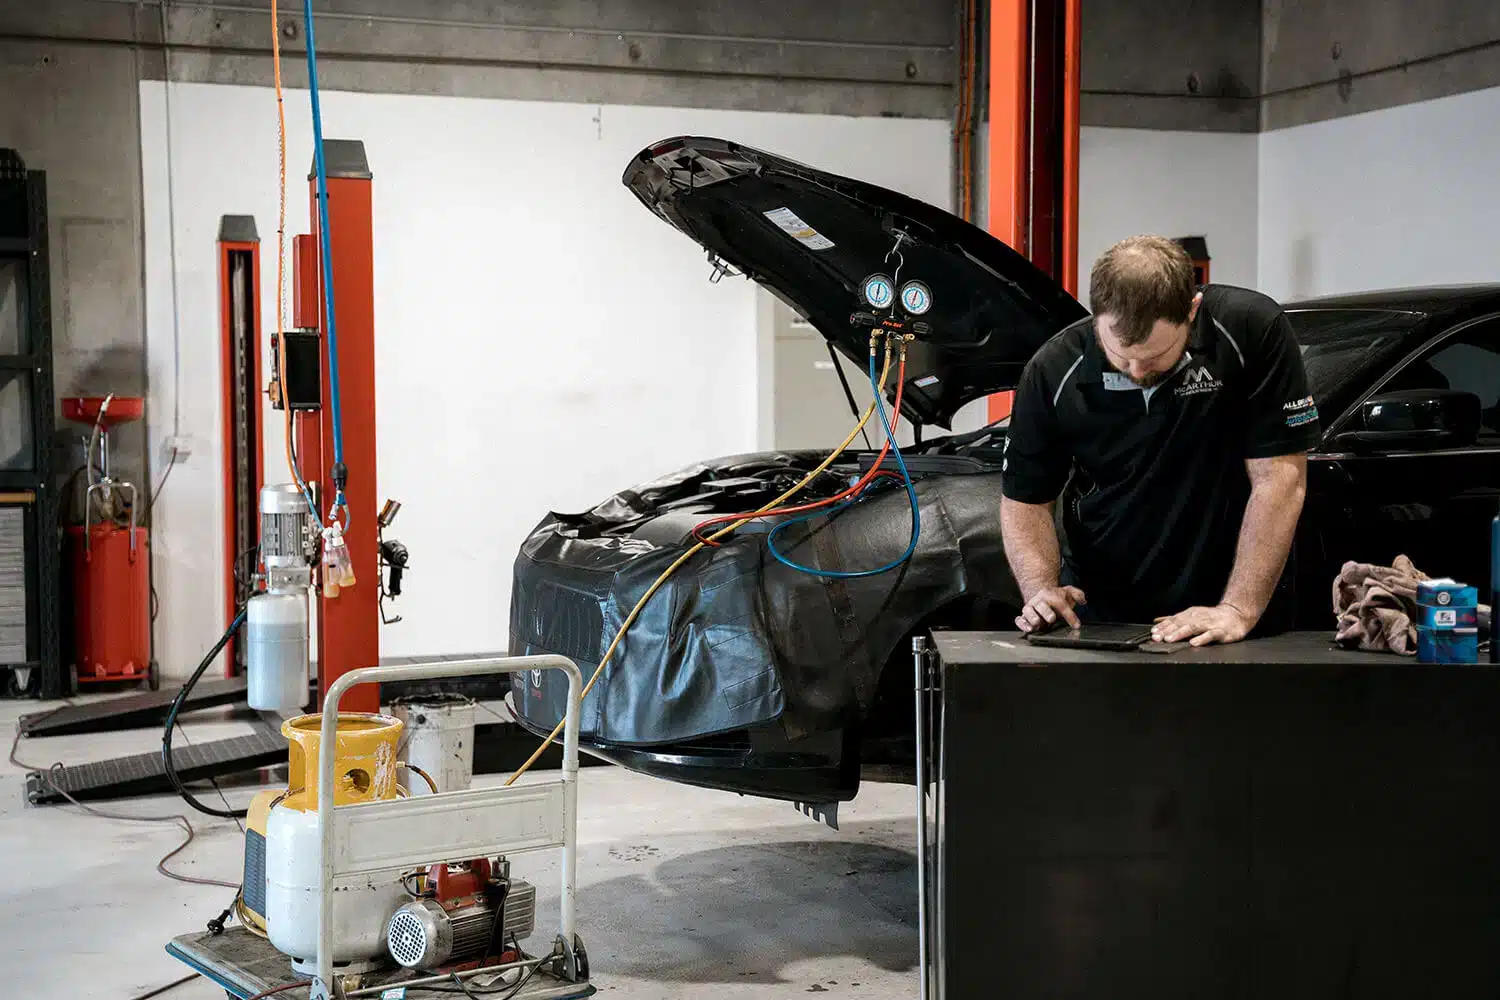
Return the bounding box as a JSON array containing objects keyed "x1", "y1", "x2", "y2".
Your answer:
[{"x1": 162, "y1": 435, "x2": 192, "y2": 465}]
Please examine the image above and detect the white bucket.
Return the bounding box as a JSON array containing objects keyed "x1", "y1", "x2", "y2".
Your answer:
[{"x1": 392, "y1": 693, "x2": 476, "y2": 795}]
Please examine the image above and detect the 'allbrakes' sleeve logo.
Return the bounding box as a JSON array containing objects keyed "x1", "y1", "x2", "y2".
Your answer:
[{"x1": 1283, "y1": 395, "x2": 1318, "y2": 427}]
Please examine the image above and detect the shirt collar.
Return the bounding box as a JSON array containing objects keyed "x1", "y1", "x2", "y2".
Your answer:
[
  {"x1": 1077, "y1": 319, "x2": 1106, "y2": 384},
  {"x1": 1189, "y1": 301, "x2": 1210, "y2": 351},
  {"x1": 1077, "y1": 316, "x2": 1201, "y2": 390}
]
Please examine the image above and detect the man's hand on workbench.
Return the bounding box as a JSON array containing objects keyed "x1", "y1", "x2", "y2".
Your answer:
[
  {"x1": 1151, "y1": 603, "x2": 1255, "y2": 646},
  {"x1": 1016, "y1": 585, "x2": 1087, "y2": 632}
]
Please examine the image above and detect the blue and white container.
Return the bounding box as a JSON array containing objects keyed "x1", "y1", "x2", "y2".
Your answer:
[{"x1": 1417, "y1": 577, "x2": 1479, "y2": 664}]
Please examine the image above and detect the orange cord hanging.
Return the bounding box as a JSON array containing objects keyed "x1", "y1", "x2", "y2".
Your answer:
[{"x1": 270, "y1": 0, "x2": 304, "y2": 491}]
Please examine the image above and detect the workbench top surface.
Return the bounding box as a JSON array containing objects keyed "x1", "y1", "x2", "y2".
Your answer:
[{"x1": 930, "y1": 629, "x2": 1477, "y2": 667}]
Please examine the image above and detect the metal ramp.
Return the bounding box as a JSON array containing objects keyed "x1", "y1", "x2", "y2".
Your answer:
[
  {"x1": 18, "y1": 653, "x2": 510, "y2": 740},
  {"x1": 24, "y1": 729, "x2": 287, "y2": 805},
  {"x1": 17, "y1": 651, "x2": 565, "y2": 806},
  {"x1": 17, "y1": 677, "x2": 255, "y2": 738}
]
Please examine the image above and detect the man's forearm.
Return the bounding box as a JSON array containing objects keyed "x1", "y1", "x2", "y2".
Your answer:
[
  {"x1": 1221, "y1": 455, "x2": 1307, "y2": 621},
  {"x1": 1000, "y1": 496, "x2": 1062, "y2": 601}
]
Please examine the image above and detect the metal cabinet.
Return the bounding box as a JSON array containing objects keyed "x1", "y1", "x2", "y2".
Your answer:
[{"x1": 0, "y1": 149, "x2": 60, "y2": 698}]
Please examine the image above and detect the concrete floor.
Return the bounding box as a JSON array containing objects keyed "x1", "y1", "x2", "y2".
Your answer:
[{"x1": 1, "y1": 694, "x2": 920, "y2": 999}]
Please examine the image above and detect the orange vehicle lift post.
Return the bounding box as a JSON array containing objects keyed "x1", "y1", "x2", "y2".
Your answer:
[
  {"x1": 987, "y1": 0, "x2": 1082, "y2": 422},
  {"x1": 293, "y1": 140, "x2": 380, "y2": 714}
]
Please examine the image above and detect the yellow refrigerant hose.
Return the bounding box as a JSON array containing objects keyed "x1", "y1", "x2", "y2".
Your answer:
[{"x1": 504, "y1": 335, "x2": 895, "y2": 785}]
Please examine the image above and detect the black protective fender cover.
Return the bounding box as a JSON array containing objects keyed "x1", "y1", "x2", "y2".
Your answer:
[{"x1": 509, "y1": 454, "x2": 1019, "y2": 746}]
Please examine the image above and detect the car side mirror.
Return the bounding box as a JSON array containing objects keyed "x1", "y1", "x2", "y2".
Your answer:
[{"x1": 1333, "y1": 388, "x2": 1481, "y2": 452}]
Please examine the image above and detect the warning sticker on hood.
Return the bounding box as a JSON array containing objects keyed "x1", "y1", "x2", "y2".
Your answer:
[{"x1": 763, "y1": 206, "x2": 835, "y2": 250}]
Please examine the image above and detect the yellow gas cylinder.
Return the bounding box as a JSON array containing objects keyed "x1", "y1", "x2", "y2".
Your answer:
[
  {"x1": 282, "y1": 711, "x2": 404, "y2": 808},
  {"x1": 265, "y1": 712, "x2": 408, "y2": 974}
]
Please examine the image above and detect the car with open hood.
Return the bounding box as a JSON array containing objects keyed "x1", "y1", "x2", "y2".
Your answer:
[{"x1": 508, "y1": 136, "x2": 1500, "y2": 820}]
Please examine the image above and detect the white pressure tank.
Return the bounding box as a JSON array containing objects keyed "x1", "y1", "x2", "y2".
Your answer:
[
  {"x1": 246, "y1": 591, "x2": 309, "y2": 714},
  {"x1": 265, "y1": 802, "x2": 407, "y2": 974}
]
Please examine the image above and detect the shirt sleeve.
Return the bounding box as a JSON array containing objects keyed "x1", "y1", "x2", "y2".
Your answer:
[
  {"x1": 1001, "y1": 357, "x2": 1072, "y2": 503},
  {"x1": 1242, "y1": 309, "x2": 1321, "y2": 459}
]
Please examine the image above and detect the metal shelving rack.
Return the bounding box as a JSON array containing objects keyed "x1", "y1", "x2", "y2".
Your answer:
[{"x1": 0, "y1": 149, "x2": 60, "y2": 699}]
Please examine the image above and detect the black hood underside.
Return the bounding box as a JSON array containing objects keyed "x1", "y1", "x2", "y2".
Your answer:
[{"x1": 623, "y1": 136, "x2": 1087, "y2": 428}]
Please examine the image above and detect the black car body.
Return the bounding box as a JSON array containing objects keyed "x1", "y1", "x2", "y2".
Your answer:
[{"x1": 510, "y1": 137, "x2": 1500, "y2": 810}]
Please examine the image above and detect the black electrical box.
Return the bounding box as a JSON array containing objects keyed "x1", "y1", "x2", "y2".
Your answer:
[{"x1": 274, "y1": 329, "x2": 321, "y2": 411}]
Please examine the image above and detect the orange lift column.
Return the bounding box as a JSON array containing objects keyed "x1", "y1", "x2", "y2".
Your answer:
[
  {"x1": 216, "y1": 216, "x2": 264, "y2": 677},
  {"x1": 986, "y1": 0, "x2": 1082, "y2": 422},
  {"x1": 296, "y1": 140, "x2": 380, "y2": 713}
]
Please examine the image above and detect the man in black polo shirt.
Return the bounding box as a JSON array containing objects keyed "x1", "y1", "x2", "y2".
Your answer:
[{"x1": 999, "y1": 235, "x2": 1320, "y2": 646}]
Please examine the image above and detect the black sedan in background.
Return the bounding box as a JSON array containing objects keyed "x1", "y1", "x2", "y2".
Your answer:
[{"x1": 509, "y1": 136, "x2": 1500, "y2": 812}]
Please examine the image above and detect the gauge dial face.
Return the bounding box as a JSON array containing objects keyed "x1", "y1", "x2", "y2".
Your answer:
[
  {"x1": 862, "y1": 273, "x2": 895, "y2": 310},
  {"x1": 900, "y1": 280, "x2": 933, "y2": 315}
]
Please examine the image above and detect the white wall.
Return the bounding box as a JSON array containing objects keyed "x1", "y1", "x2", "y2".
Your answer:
[
  {"x1": 1079, "y1": 127, "x2": 1260, "y2": 308},
  {"x1": 1258, "y1": 85, "x2": 1500, "y2": 302},
  {"x1": 140, "y1": 81, "x2": 950, "y2": 676},
  {"x1": 960, "y1": 124, "x2": 1258, "y2": 426}
]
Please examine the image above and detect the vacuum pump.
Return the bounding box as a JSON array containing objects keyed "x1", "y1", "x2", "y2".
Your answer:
[{"x1": 386, "y1": 859, "x2": 537, "y2": 970}]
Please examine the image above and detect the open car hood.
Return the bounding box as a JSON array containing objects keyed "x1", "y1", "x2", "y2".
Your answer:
[{"x1": 623, "y1": 136, "x2": 1087, "y2": 428}]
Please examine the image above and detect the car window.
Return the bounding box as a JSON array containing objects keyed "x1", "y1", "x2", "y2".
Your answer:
[
  {"x1": 1286, "y1": 309, "x2": 1425, "y2": 407},
  {"x1": 1375, "y1": 318, "x2": 1500, "y2": 440}
]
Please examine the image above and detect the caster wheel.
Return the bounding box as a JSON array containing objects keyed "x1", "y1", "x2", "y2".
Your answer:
[
  {"x1": 67, "y1": 663, "x2": 78, "y2": 698},
  {"x1": 147, "y1": 660, "x2": 160, "y2": 692}
]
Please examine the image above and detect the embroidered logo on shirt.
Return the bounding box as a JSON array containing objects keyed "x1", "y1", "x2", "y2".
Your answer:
[
  {"x1": 1174, "y1": 365, "x2": 1223, "y2": 397},
  {"x1": 1283, "y1": 395, "x2": 1319, "y2": 427}
]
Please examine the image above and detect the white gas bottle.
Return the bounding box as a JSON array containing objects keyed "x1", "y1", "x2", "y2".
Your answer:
[{"x1": 265, "y1": 799, "x2": 407, "y2": 973}]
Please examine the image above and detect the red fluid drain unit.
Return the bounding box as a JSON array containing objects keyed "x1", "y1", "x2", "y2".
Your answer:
[{"x1": 63, "y1": 396, "x2": 155, "y2": 689}]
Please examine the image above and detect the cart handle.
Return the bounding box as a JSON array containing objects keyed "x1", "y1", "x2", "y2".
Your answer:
[{"x1": 314, "y1": 655, "x2": 583, "y2": 999}]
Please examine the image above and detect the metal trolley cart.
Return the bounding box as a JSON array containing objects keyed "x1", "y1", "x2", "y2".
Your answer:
[{"x1": 167, "y1": 654, "x2": 594, "y2": 1000}]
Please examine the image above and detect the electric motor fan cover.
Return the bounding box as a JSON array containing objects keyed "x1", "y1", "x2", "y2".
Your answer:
[{"x1": 386, "y1": 879, "x2": 537, "y2": 970}]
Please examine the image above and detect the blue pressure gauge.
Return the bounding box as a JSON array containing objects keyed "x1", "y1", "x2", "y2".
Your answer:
[
  {"x1": 862, "y1": 273, "x2": 895, "y2": 310},
  {"x1": 900, "y1": 280, "x2": 933, "y2": 315}
]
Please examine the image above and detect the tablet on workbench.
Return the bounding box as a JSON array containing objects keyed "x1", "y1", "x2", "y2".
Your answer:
[{"x1": 1023, "y1": 622, "x2": 1155, "y2": 652}]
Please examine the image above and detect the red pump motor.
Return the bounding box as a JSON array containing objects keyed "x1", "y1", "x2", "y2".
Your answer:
[{"x1": 62, "y1": 396, "x2": 155, "y2": 690}]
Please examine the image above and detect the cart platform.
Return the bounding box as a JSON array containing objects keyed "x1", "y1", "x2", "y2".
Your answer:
[{"x1": 168, "y1": 927, "x2": 597, "y2": 999}]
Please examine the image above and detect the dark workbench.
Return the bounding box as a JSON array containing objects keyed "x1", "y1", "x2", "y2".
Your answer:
[{"x1": 923, "y1": 630, "x2": 1500, "y2": 1000}]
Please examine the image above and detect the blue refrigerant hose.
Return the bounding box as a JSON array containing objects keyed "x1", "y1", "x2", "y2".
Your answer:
[
  {"x1": 303, "y1": 0, "x2": 346, "y2": 511},
  {"x1": 766, "y1": 346, "x2": 921, "y2": 578}
]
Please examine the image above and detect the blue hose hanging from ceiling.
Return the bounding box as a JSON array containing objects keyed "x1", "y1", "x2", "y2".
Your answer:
[{"x1": 302, "y1": 0, "x2": 347, "y2": 514}]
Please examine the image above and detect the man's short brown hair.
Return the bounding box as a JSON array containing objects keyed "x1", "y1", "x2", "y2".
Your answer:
[{"x1": 1089, "y1": 235, "x2": 1196, "y2": 346}]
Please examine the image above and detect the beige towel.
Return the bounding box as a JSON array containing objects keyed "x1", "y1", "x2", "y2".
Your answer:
[{"x1": 1332, "y1": 555, "x2": 1428, "y2": 655}]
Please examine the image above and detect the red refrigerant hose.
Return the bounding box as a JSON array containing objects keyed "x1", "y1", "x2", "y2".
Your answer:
[{"x1": 693, "y1": 347, "x2": 912, "y2": 546}]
